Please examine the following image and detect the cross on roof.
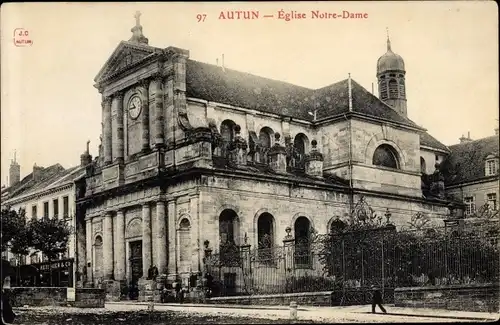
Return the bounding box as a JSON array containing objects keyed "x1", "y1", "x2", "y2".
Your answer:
[{"x1": 134, "y1": 11, "x2": 141, "y2": 26}]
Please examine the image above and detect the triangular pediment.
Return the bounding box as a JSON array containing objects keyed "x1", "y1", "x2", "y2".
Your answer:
[{"x1": 94, "y1": 41, "x2": 159, "y2": 84}]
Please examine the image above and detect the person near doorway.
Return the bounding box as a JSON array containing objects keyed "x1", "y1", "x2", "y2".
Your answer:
[{"x1": 371, "y1": 285, "x2": 387, "y2": 314}]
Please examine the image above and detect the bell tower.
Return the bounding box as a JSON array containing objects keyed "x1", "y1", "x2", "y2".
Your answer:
[{"x1": 376, "y1": 29, "x2": 407, "y2": 116}]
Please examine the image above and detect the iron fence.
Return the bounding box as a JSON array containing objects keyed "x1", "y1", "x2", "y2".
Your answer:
[{"x1": 204, "y1": 227, "x2": 499, "y2": 304}]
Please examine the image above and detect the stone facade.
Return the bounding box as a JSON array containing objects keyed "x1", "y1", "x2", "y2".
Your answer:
[
  {"x1": 395, "y1": 284, "x2": 499, "y2": 313},
  {"x1": 75, "y1": 16, "x2": 458, "y2": 301}
]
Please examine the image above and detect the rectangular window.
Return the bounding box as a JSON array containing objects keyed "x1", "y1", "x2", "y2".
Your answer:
[
  {"x1": 32, "y1": 205, "x2": 37, "y2": 219},
  {"x1": 464, "y1": 196, "x2": 476, "y2": 215},
  {"x1": 43, "y1": 202, "x2": 49, "y2": 218},
  {"x1": 486, "y1": 160, "x2": 498, "y2": 176},
  {"x1": 63, "y1": 196, "x2": 69, "y2": 218},
  {"x1": 487, "y1": 193, "x2": 497, "y2": 211},
  {"x1": 53, "y1": 198, "x2": 59, "y2": 218},
  {"x1": 435, "y1": 154, "x2": 439, "y2": 162}
]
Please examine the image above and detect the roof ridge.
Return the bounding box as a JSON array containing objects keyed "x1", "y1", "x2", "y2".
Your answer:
[
  {"x1": 449, "y1": 135, "x2": 499, "y2": 147},
  {"x1": 188, "y1": 59, "x2": 315, "y2": 91}
]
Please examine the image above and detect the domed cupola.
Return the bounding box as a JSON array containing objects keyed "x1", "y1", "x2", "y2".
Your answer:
[
  {"x1": 377, "y1": 39, "x2": 405, "y2": 74},
  {"x1": 376, "y1": 30, "x2": 408, "y2": 117}
]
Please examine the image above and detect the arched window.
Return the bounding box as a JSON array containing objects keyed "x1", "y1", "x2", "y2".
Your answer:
[
  {"x1": 329, "y1": 218, "x2": 346, "y2": 234},
  {"x1": 373, "y1": 144, "x2": 400, "y2": 169},
  {"x1": 94, "y1": 235, "x2": 103, "y2": 281},
  {"x1": 294, "y1": 217, "x2": 311, "y2": 267},
  {"x1": 220, "y1": 120, "x2": 236, "y2": 157},
  {"x1": 293, "y1": 133, "x2": 309, "y2": 169},
  {"x1": 379, "y1": 80, "x2": 388, "y2": 100},
  {"x1": 257, "y1": 213, "x2": 274, "y2": 249},
  {"x1": 388, "y1": 79, "x2": 398, "y2": 98},
  {"x1": 219, "y1": 209, "x2": 239, "y2": 245},
  {"x1": 257, "y1": 213, "x2": 275, "y2": 265},
  {"x1": 420, "y1": 157, "x2": 427, "y2": 174},
  {"x1": 258, "y1": 127, "x2": 274, "y2": 164},
  {"x1": 178, "y1": 218, "x2": 191, "y2": 263},
  {"x1": 399, "y1": 79, "x2": 405, "y2": 98}
]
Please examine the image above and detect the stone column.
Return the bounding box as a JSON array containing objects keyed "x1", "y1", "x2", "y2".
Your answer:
[
  {"x1": 141, "y1": 79, "x2": 150, "y2": 152},
  {"x1": 115, "y1": 92, "x2": 125, "y2": 164},
  {"x1": 103, "y1": 96, "x2": 113, "y2": 164},
  {"x1": 155, "y1": 201, "x2": 167, "y2": 274},
  {"x1": 153, "y1": 75, "x2": 165, "y2": 148},
  {"x1": 189, "y1": 195, "x2": 200, "y2": 272},
  {"x1": 85, "y1": 218, "x2": 93, "y2": 285},
  {"x1": 102, "y1": 212, "x2": 114, "y2": 279},
  {"x1": 167, "y1": 200, "x2": 177, "y2": 278},
  {"x1": 113, "y1": 210, "x2": 126, "y2": 281},
  {"x1": 142, "y1": 203, "x2": 152, "y2": 277}
]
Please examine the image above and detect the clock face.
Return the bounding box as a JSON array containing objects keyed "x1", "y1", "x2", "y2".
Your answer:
[{"x1": 129, "y1": 96, "x2": 142, "y2": 120}]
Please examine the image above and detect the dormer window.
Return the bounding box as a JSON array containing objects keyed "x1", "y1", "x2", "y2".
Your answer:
[{"x1": 485, "y1": 155, "x2": 499, "y2": 176}]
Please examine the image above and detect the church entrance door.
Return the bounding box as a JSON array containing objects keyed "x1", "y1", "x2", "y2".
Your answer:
[{"x1": 129, "y1": 240, "x2": 143, "y2": 300}]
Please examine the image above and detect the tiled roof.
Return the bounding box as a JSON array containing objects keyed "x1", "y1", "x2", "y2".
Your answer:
[
  {"x1": 185, "y1": 60, "x2": 420, "y2": 129},
  {"x1": 420, "y1": 132, "x2": 450, "y2": 152},
  {"x1": 441, "y1": 135, "x2": 499, "y2": 186},
  {"x1": 3, "y1": 164, "x2": 83, "y2": 202}
]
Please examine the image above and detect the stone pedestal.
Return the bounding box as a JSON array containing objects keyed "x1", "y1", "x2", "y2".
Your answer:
[
  {"x1": 103, "y1": 279, "x2": 121, "y2": 302},
  {"x1": 138, "y1": 278, "x2": 163, "y2": 302}
]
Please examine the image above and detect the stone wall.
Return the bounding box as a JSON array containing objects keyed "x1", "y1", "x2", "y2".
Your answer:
[
  {"x1": 394, "y1": 284, "x2": 500, "y2": 313},
  {"x1": 8, "y1": 287, "x2": 105, "y2": 308},
  {"x1": 208, "y1": 291, "x2": 334, "y2": 306},
  {"x1": 447, "y1": 180, "x2": 499, "y2": 216}
]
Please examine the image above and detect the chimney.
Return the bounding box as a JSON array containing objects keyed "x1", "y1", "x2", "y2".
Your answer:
[
  {"x1": 32, "y1": 163, "x2": 44, "y2": 181},
  {"x1": 9, "y1": 151, "x2": 20, "y2": 186},
  {"x1": 222, "y1": 54, "x2": 225, "y2": 72},
  {"x1": 216, "y1": 58, "x2": 219, "y2": 66},
  {"x1": 459, "y1": 132, "x2": 473, "y2": 144}
]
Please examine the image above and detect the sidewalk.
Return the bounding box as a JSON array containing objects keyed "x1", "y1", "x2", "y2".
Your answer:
[{"x1": 106, "y1": 301, "x2": 499, "y2": 323}]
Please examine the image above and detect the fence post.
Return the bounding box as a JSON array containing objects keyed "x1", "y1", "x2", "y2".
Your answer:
[
  {"x1": 240, "y1": 234, "x2": 252, "y2": 294},
  {"x1": 283, "y1": 227, "x2": 295, "y2": 292}
]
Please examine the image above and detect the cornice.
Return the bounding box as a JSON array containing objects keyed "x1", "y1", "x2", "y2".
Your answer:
[{"x1": 5, "y1": 183, "x2": 74, "y2": 206}]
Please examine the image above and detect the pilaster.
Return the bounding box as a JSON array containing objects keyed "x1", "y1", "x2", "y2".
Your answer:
[
  {"x1": 102, "y1": 212, "x2": 114, "y2": 280},
  {"x1": 115, "y1": 92, "x2": 125, "y2": 164},
  {"x1": 85, "y1": 218, "x2": 93, "y2": 286},
  {"x1": 189, "y1": 194, "x2": 200, "y2": 272},
  {"x1": 167, "y1": 200, "x2": 177, "y2": 279},
  {"x1": 113, "y1": 209, "x2": 126, "y2": 281},
  {"x1": 140, "y1": 79, "x2": 150, "y2": 152},
  {"x1": 153, "y1": 75, "x2": 165, "y2": 148},
  {"x1": 155, "y1": 201, "x2": 167, "y2": 274},
  {"x1": 103, "y1": 96, "x2": 113, "y2": 164},
  {"x1": 142, "y1": 202, "x2": 152, "y2": 278}
]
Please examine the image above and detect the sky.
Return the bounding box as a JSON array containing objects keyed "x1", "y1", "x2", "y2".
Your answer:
[{"x1": 1, "y1": 1, "x2": 498, "y2": 186}]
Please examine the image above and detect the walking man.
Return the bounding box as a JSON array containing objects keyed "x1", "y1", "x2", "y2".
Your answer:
[{"x1": 371, "y1": 285, "x2": 387, "y2": 314}]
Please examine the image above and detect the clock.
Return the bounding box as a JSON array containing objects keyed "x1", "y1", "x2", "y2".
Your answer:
[{"x1": 128, "y1": 95, "x2": 142, "y2": 120}]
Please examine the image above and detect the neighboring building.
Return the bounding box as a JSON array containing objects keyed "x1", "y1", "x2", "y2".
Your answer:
[
  {"x1": 75, "y1": 15, "x2": 459, "y2": 299},
  {"x1": 1, "y1": 151, "x2": 88, "y2": 286},
  {"x1": 441, "y1": 129, "x2": 499, "y2": 234}
]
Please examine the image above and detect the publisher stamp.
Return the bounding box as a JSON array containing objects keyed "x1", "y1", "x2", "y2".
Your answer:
[{"x1": 14, "y1": 28, "x2": 33, "y2": 47}]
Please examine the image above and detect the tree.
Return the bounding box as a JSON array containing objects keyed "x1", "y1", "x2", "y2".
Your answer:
[
  {"x1": 1, "y1": 207, "x2": 31, "y2": 255},
  {"x1": 28, "y1": 217, "x2": 72, "y2": 261}
]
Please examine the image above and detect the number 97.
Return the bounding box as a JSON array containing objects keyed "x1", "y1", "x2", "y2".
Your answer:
[{"x1": 197, "y1": 14, "x2": 207, "y2": 22}]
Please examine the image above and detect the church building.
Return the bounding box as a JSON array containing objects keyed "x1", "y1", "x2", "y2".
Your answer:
[{"x1": 75, "y1": 13, "x2": 458, "y2": 299}]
